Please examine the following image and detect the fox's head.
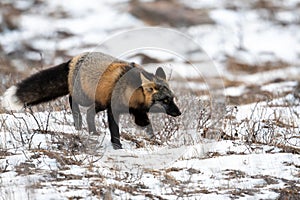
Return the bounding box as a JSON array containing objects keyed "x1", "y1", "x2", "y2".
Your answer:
[{"x1": 140, "y1": 67, "x2": 181, "y2": 117}]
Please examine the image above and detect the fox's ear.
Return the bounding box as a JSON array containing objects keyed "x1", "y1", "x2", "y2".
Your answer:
[
  {"x1": 140, "y1": 73, "x2": 152, "y2": 85},
  {"x1": 140, "y1": 73, "x2": 156, "y2": 93},
  {"x1": 155, "y1": 67, "x2": 166, "y2": 80}
]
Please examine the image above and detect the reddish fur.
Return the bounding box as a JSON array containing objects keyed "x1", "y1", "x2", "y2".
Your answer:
[{"x1": 93, "y1": 62, "x2": 130, "y2": 107}]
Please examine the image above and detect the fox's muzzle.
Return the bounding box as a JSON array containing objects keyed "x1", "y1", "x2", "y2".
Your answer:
[
  {"x1": 165, "y1": 101, "x2": 181, "y2": 117},
  {"x1": 150, "y1": 101, "x2": 181, "y2": 117}
]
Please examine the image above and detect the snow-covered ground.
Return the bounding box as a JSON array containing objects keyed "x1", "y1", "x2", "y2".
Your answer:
[
  {"x1": 0, "y1": 106, "x2": 299, "y2": 199},
  {"x1": 0, "y1": 0, "x2": 300, "y2": 199}
]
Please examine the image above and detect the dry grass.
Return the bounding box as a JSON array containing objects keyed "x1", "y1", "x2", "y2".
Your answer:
[
  {"x1": 227, "y1": 57, "x2": 289, "y2": 74},
  {"x1": 129, "y1": 0, "x2": 214, "y2": 27}
]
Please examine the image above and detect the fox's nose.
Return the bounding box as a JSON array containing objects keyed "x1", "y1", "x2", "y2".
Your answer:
[{"x1": 171, "y1": 109, "x2": 181, "y2": 117}]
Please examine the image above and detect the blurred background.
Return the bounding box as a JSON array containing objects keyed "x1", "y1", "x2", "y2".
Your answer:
[{"x1": 0, "y1": 0, "x2": 300, "y2": 102}]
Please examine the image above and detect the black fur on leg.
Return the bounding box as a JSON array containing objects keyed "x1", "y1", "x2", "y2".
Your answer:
[
  {"x1": 107, "y1": 106, "x2": 122, "y2": 149},
  {"x1": 132, "y1": 111, "x2": 154, "y2": 138},
  {"x1": 133, "y1": 111, "x2": 150, "y2": 127},
  {"x1": 112, "y1": 143, "x2": 122, "y2": 150}
]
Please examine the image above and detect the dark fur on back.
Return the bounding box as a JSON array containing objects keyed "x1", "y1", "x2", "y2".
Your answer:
[{"x1": 16, "y1": 61, "x2": 70, "y2": 106}]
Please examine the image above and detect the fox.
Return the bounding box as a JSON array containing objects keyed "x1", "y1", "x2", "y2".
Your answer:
[{"x1": 1, "y1": 52, "x2": 181, "y2": 149}]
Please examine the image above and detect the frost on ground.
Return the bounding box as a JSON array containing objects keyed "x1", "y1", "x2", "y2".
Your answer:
[{"x1": 1, "y1": 0, "x2": 300, "y2": 199}]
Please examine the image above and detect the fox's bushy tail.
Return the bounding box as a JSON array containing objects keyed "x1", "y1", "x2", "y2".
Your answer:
[{"x1": 2, "y1": 61, "x2": 70, "y2": 111}]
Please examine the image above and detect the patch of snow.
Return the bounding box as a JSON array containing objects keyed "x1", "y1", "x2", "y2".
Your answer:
[
  {"x1": 226, "y1": 67, "x2": 300, "y2": 85},
  {"x1": 261, "y1": 81, "x2": 298, "y2": 93},
  {"x1": 225, "y1": 85, "x2": 246, "y2": 96}
]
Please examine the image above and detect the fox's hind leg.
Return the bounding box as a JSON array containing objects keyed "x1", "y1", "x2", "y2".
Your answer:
[
  {"x1": 86, "y1": 105, "x2": 97, "y2": 134},
  {"x1": 69, "y1": 95, "x2": 82, "y2": 130}
]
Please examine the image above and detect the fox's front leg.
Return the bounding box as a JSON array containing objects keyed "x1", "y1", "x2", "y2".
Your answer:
[
  {"x1": 133, "y1": 112, "x2": 154, "y2": 139},
  {"x1": 107, "y1": 106, "x2": 122, "y2": 149}
]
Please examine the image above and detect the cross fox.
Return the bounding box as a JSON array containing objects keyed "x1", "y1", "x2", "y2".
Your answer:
[{"x1": 2, "y1": 52, "x2": 181, "y2": 149}]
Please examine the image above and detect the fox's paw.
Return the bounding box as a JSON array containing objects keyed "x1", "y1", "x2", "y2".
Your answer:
[
  {"x1": 112, "y1": 143, "x2": 123, "y2": 150},
  {"x1": 74, "y1": 122, "x2": 82, "y2": 130},
  {"x1": 88, "y1": 127, "x2": 98, "y2": 135},
  {"x1": 89, "y1": 131, "x2": 100, "y2": 136},
  {"x1": 73, "y1": 114, "x2": 82, "y2": 130},
  {"x1": 144, "y1": 125, "x2": 154, "y2": 139}
]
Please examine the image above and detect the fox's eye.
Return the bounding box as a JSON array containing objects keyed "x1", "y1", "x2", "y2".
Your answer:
[
  {"x1": 163, "y1": 98, "x2": 169, "y2": 104},
  {"x1": 145, "y1": 87, "x2": 153, "y2": 92}
]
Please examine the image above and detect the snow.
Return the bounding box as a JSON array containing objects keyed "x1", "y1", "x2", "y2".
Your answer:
[
  {"x1": 261, "y1": 81, "x2": 298, "y2": 93},
  {"x1": 225, "y1": 66, "x2": 300, "y2": 85},
  {"x1": 189, "y1": 7, "x2": 300, "y2": 64},
  {"x1": 0, "y1": 105, "x2": 299, "y2": 199},
  {"x1": 243, "y1": 25, "x2": 299, "y2": 62},
  {"x1": 225, "y1": 85, "x2": 246, "y2": 96}
]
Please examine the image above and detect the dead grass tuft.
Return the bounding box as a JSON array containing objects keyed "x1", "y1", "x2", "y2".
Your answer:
[
  {"x1": 33, "y1": 149, "x2": 82, "y2": 166},
  {"x1": 276, "y1": 186, "x2": 300, "y2": 200}
]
